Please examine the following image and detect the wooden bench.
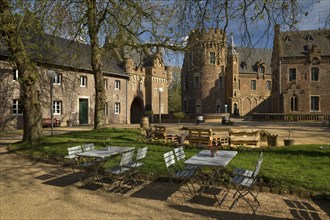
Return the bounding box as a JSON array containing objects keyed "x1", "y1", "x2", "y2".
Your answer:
[
  {"x1": 153, "y1": 125, "x2": 167, "y2": 139},
  {"x1": 42, "y1": 118, "x2": 61, "y2": 127},
  {"x1": 187, "y1": 128, "x2": 217, "y2": 147},
  {"x1": 229, "y1": 129, "x2": 260, "y2": 147}
]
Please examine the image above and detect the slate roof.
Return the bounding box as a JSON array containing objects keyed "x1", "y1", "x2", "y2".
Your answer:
[
  {"x1": 235, "y1": 47, "x2": 272, "y2": 74},
  {"x1": 279, "y1": 29, "x2": 330, "y2": 57},
  {"x1": 0, "y1": 33, "x2": 128, "y2": 77}
]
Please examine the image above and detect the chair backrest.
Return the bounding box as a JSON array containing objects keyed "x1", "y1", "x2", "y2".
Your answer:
[
  {"x1": 66, "y1": 146, "x2": 82, "y2": 159},
  {"x1": 119, "y1": 150, "x2": 134, "y2": 167},
  {"x1": 82, "y1": 143, "x2": 95, "y2": 151},
  {"x1": 136, "y1": 147, "x2": 148, "y2": 161},
  {"x1": 253, "y1": 157, "x2": 263, "y2": 179},
  {"x1": 174, "y1": 146, "x2": 185, "y2": 161},
  {"x1": 164, "y1": 151, "x2": 176, "y2": 169},
  {"x1": 258, "y1": 152, "x2": 263, "y2": 161}
]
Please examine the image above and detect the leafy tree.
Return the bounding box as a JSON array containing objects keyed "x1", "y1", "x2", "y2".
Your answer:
[
  {"x1": 168, "y1": 67, "x2": 182, "y2": 113},
  {"x1": 0, "y1": 0, "x2": 47, "y2": 142}
]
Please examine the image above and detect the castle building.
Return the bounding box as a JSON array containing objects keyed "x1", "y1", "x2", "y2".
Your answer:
[
  {"x1": 181, "y1": 28, "x2": 272, "y2": 116},
  {"x1": 271, "y1": 26, "x2": 330, "y2": 115},
  {"x1": 0, "y1": 34, "x2": 171, "y2": 130}
]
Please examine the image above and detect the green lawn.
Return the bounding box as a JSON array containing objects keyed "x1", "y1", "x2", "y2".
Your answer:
[{"x1": 9, "y1": 128, "x2": 330, "y2": 192}]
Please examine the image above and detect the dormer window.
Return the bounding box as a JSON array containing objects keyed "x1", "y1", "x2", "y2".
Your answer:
[
  {"x1": 240, "y1": 61, "x2": 247, "y2": 69},
  {"x1": 259, "y1": 66, "x2": 265, "y2": 74},
  {"x1": 306, "y1": 34, "x2": 313, "y2": 41},
  {"x1": 285, "y1": 35, "x2": 292, "y2": 43}
]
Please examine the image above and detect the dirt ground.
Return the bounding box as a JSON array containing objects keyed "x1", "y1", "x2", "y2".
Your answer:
[
  {"x1": 0, "y1": 120, "x2": 329, "y2": 219},
  {"x1": 0, "y1": 147, "x2": 329, "y2": 220}
]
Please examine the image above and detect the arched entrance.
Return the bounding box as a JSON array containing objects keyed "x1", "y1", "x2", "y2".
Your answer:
[{"x1": 130, "y1": 97, "x2": 144, "y2": 124}]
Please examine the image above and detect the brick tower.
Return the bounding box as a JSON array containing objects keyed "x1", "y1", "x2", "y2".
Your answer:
[{"x1": 181, "y1": 28, "x2": 227, "y2": 114}]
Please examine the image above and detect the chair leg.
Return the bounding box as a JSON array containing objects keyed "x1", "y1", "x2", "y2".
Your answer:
[{"x1": 230, "y1": 188, "x2": 259, "y2": 214}]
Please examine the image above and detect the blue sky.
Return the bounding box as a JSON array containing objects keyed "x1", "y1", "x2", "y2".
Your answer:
[{"x1": 164, "y1": 0, "x2": 330, "y2": 67}]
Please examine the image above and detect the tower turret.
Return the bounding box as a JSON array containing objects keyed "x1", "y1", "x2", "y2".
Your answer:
[{"x1": 181, "y1": 28, "x2": 227, "y2": 114}]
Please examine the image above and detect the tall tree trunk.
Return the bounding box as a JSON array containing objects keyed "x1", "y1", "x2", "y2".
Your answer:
[
  {"x1": 86, "y1": 0, "x2": 105, "y2": 129},
  {"x1": 1, "y1": 0, "x2": 43, "y2": 142}
]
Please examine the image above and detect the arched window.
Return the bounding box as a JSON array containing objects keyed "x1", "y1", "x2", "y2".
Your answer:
[{"x1": 290, "y1": 95, "x2": 298, "y2": 112}]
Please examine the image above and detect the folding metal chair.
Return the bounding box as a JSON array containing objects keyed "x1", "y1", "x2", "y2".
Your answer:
[
  {"x1": 82, "y1": 143, "x2": 95, "y2": 151},
  {"x1": 124, "y1": 147, "x2": 148, "y2": 183},
  {"x1": 164, "y1": 151, "x2": 196, "y2": 201},
  {"x1": 233, "y1": 152, "x2": 263, "y2": 178},
  {"x1": 230, "y1": 157, "x2": 263, "y2": 214},
  {"x1": 104, "y1": 150, "x2": 135, "y2": 195},
  {"x1": 65, "y1": 145, "x2": 99, "y2": 186},
  {"x1": 174, "y1": 146, "x2": 200, "y2": 171}
]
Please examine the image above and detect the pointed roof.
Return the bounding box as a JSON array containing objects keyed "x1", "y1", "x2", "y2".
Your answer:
[
  {"x1": 279, "y1": 29, "x2": 330, "y2": 57},
  {"x1": 0, "y1": 33, "x2": 128, "y2": 77}
]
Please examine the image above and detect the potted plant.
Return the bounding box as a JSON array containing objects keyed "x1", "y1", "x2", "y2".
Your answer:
[{"x1": 283, "y1": 114, "x2": 295, "y2": 146}]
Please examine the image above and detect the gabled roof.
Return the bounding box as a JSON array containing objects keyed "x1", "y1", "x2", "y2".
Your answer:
[
  {"x1": 235, "y1": 48, "x2": 272, "y2": 74},
  {"x1": 279, "y1": 29, "x2": 330, "y2": 57},
  {"x1": 0, "y1": 33, "x2": 128, "y2": 77}
]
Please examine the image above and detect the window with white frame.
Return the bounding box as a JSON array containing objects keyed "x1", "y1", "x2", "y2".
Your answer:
[
  {"x1": 53, "y1": 73, "x2": 62, "y2": 85},
  {"x1": 13, "y1": 69, "x2": 18, "y2": 81},
  {"x1": 13, "y1": 99, "x2": 23, "y2": 115},
  {"x1": 114, "y1": 102, "x2": 120, "y2": 114},
  {"x1": 311, "y1": 96, "x2": 319, "y2": 111},
  {"x1": 80, "y1": 76, "x2": 87, "y2": 87},
  {"x1": 251, "y1": 80, "x2": 256, "y2": 90},
  {"x1": 266, "y1": 80, "x2": 271, "y2": 90},
  {"x1": 115, "y1": 80, "x2": 120, "y2": 90},
  {"x1": 53, "y1": 101, "x2": 62, "y2": 115}
]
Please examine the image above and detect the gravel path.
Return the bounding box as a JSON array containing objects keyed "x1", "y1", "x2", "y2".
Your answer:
[{"x1": 1, "y1": 146, "x2": 329, "y2": 220}]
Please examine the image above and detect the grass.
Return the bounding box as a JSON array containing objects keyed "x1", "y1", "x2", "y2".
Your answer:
[{"x1": 9, "y1": 128, "x2": 330, "y2": 193}]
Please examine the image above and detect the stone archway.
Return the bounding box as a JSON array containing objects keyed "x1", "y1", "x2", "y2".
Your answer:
[{"x1": 130, "y1": 97, "x2": 144, "y2": 124}]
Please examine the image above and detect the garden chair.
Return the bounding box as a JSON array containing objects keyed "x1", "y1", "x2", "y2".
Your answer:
[
  {"x1": 173, "y1": 146, "x2": 199, "y2": 171},
  {"x1": 104, "y1": 150, "x2": 135, "y2": 195},
  {"x1": 82, "y1": 143, "x2": 95, "y2": 151},
  {"x1": 230, "y1": 157, "x2": 263, "y2": 214},
  {"x1": 232, "y1": 152, "x2": 263, "y2": 178},
  {"x1": 65, "y1": 145, "x2": 99, "y2": 186},
  {"x1": 65, "y1": 145, "x2": 82, "y2": 160},
  {"x1": 124, "y1": 147, "x2": 148, "y2": 183},
  {"x1": 164, "y1": 151, "x2": 196, "y2": 201}
]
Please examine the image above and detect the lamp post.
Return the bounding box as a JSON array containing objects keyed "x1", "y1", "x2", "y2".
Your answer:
[
  {"x1": 158, "y1": 87, "x2": 163, "y2": 124},
  {"x1": 48, "y1": 70, "x2": 56, "y2": 136}
]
